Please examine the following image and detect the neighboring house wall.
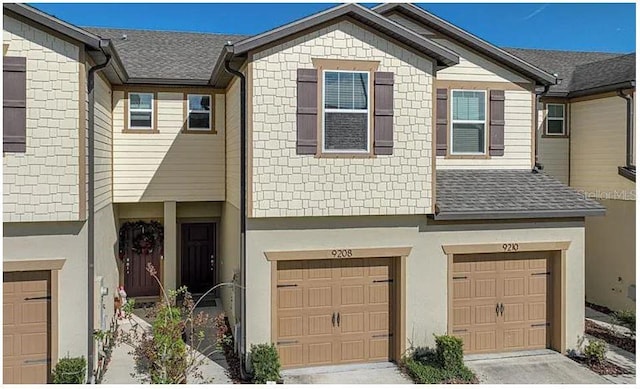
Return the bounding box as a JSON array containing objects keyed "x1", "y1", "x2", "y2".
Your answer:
[
  {"x1": 570, "y1": 95, "x2": 635, "y2": 196},
  {"x1": 3, "y1": 14, "x2": 82, "y2": 222},
  {"x1": 111, "y1": 89, "x2": 226, "y2": 203},
  {"x1": 250, "y1": 21, "x2": 434, "y2": 218},
  {"x1": 569, "y1": 94, "x2": 636, "y2": 311},
  {"x1": 245, "y1": 216, "x2": 586, "y2": 355}
]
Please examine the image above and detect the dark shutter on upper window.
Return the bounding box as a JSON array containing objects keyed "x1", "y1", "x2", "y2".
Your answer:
[
  {"x1": 3, "y1": 56, "x2": 27, "y2": 153},
  {"x1": 296, "y1": 69, "x2": 318, "y2": 155},
  {"x1": 436, "y1": 88, "x2": 448, "y2": 156},
  {"x1": 489, "y1": 90, "x2": 505, "y2": 156},
  {"x1": 374, "y1": 72, "x2": 394, "y2": 155}
]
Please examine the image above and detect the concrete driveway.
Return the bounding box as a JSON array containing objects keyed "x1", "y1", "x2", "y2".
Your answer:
[
  {"x1": 282, "y1": 362, "x2": 412, "y2": 384},
  {"x1": 465, "y1": 350, "x2": 610, "y2": 384}
]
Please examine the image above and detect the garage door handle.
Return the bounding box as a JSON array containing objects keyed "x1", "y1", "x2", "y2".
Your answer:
[
  {"x1": 332, "y1": 312, "x2": 336, "y2": 327},
  {"x1": 337, "y1": 312, "x2": 340, "y2": 327},
  {"x1": 24, "y1": 296, "x2": 51, "y2": 301},
  {"x1": 24, "y1": 358, "x2": 50, "y2": 365},
  {"x1": 495, "y1": 303, "x2": 500, "y2": 316},
  {"x1": 499, "y1": 303, "x2": 504, "y2": 316}
]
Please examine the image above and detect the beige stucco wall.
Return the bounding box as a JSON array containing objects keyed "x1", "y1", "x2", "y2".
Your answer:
[
  {"x1": 570, "y1": 96, "x2": 636, "y2": 198},
  {"x1": 436, "y1": 89, "x2": 534, "y2": 169},
  {"x1": 250, "y1": 20, "x2": 433, "y2": 218},
  {"x1": 244, "y1": 217, "x2": 586, "y2": 354},
  {"x1": 93, "y1": 204, "x2": 119, "y2": 331},
  {"x1": 220, "y1": 202, "x2": 241, "y2": 329},
  {"x1": 111, "y1": 91, "x2": 226, "y2": 203},
  {"x1": 4, "y1": 222, "x2": 89, "y2": 360},
  {"x1": 585, "y1": 199, "x2": 636, "y2": 311},
  {"x1": 3, "y1": 15, "x2": 81, "y2": 222}
]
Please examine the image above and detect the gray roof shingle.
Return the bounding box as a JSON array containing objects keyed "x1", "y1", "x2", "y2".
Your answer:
[
  {"x1": 435, "y1": 170, "x2": 606, "y2": 220},
  {"x1": 503, "y1": 48, "x2": 634, "y2": 95},
  {"x1": 85, "y1": 27, "x2": 249, "y2": 82}
]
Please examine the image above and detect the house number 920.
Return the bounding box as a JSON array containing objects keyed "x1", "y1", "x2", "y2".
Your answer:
[
  {"x1": 331, "y1": 249, "x2": 353, "y2": 258},
  {"x1": 502, "y1": 243, "x2": 519, "y2": 252}
]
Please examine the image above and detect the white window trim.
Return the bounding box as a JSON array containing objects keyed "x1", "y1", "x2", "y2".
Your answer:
[
  {"x1": 321, "y1": 69, "x2": 371, "y2": 154},
  {"x1": 128, "y1": 92, "x2": 154, "y2": 130},
  {"x1": 450, "y1": 89, "x2": 487, "y2": 155},
  {"x1": 187, "y1": 93, "x2": 213, "y2": 131},
  {"x1": 545, "y1": 103, "x2": 566, "y2": 136}
]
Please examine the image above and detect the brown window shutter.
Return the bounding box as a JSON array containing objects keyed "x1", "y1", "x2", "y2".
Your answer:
[
  {"x1": 3, "y1": 56, "x2": 27, "y2": 153},
  {"x1": 489, "y1": 90, "x2": 505, "y2": 156},
  {"x1": 436, "y1": 88, "x2": 448, "y2": 156},
  {"x1": 374, "y1": 72, "x2": 394, "y2": 155},
  {"x1": 296, "y1": 69, "x2": 318, "y2": 154}
]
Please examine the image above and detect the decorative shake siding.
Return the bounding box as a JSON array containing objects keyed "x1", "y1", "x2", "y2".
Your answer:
[
  {"x1": 570, "y1": 96, "x2": 635, "y2": 198},
  {"x1": 251, "y1": 21, "x2": 433, "y2": 218},
  {"x1": 111, "y1": 91, "x2": 226, "y2": 202},
  {"x1": 433, "y1": 38, "x2": 530, "y2": 83},
  {"x1": 437, "y1": 90, "x2": 534, "y2": 169},
  {"x1": 3, "y1": 15, "x2": 81, "y2": 222},
  {"x1": 94, "y1": 74, "x2": 113, "y2": 211}
]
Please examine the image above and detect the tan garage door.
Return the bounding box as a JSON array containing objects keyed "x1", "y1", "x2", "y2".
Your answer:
[
  {"x1": 3, "y1": 271, "x2": 51, "y2": 384},
  {"x1": 451, "y1": 254, "x2": 552, "y2": 354},
  {"x1": 275, "y1": 258, "x2": 393, "y2": 368}
]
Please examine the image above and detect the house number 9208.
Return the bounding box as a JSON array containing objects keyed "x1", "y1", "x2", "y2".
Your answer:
[
  {"x1": 331, "y1": 249, "x2": 353, "y2": 258},
  {"x1": 502, "y1": 243, "x2": 519, "y2": 252}
]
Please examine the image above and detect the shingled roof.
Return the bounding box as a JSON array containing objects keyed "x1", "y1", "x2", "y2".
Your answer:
[
  {"x1": 504, "y1": 48, "x2": 635, "y2": 97},
  {"x1": 435, "y1": 170, "x2": 605, "y2": 220},
  {"x1": 86, "y1": 27, "x2": 248, "y2": 83}
]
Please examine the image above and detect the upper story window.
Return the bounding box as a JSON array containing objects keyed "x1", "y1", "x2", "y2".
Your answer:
[
  {"x1": 187, "y1": 94, "x2": 212, "y2": 131},
  {"x1": 128, "y1": 92, "x2": 154, "y2": 129},
  {"x1": 451, "y1": 90, "x2": 486, "y2": 155},
  {"x1": 546, "y1": 103, "x2": 565, "y2": 136},
  {"x1": 322, "y1": 70, "x2": 370, "y2": 153}
]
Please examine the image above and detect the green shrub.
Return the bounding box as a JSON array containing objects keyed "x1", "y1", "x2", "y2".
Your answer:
[
  {"x1": 52, "y1": 356, "x2": 86, "y2": 384},
  {"x1": 250, "y1": 343, "x2": 281, "y2": 383},
  {"x1": 613, "y1": 309, "x2": 636, "y2": 336},
  {"x1": 435, "y1": 334, "x2": 464, "y2": 370},
  {"x1": 150, "y1": 306, "x2": 187, "y2": 384},
  {"x1": 583, "y1": 339, "x2": 607, "y2": 366}
]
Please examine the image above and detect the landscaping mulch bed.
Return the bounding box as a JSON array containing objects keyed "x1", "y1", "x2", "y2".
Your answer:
[
  {"x1": 585, "y1": 319, "x2": 636, "y2": 354},
  {"x1": 219, "y1": 317, "x2": 250, "y2": 384},
  {"x1": 568, "y1": 354, "x2": 630, "y2": 376}
]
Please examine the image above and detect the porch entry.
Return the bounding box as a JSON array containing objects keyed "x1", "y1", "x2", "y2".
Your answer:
[{"x1": 180, "y1": 222, "x2": 216, "y2": 294}]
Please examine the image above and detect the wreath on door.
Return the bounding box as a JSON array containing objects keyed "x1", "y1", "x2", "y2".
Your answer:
[{"x1": 118, "y1": 220, "x2": 164, "y2": 259}]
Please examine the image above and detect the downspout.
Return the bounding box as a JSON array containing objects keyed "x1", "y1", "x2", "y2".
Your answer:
[
  {"x1": 223, "y1": 48, "x2": 249, "y2": 380},
  {"x1": 617, "y1": 86, "x2": 635, "y2": 169},
  {"x1": 532, "y1": 84, "x2": 551, "y2": 173},
  {"x1": 87, "y1": 42, "x2": 111, "y2": 384}
]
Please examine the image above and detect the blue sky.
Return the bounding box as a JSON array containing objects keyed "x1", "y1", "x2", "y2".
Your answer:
[{"x1": 30, "y1": 2, "x2": 635, "y2": 53}]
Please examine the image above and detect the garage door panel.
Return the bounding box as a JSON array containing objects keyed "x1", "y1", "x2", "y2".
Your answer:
[
  {"x1": 3, "y1": 271, "x2": 51, "y2": 384},
  {"x1": 451, "y1": 254, "x2": 551, "y2": 354},
  {"x1": 276, "y1": 258, "x2": 393, "y2": 368}
]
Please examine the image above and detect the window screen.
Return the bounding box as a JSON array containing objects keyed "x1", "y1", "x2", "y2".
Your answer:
[{"x1": 323, "y1": 71, "x2": 369, "y2": 152}]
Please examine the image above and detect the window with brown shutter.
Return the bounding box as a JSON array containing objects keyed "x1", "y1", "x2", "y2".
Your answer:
[
  {"x1": 436, "y1": 88, "x2": 448, "y2": 156},
  {"x1": 296, "y1": 69, "x2": 318, "y2": 154},
  {"x1": 374, "y1": 71, "x2": 394, "y2": 155},
  {"x1": 489, "y1": 90, "x2": 505, "y2": 156},
  {"x1": 3, "y1": 56, "x2": 27, "y2": 153}
]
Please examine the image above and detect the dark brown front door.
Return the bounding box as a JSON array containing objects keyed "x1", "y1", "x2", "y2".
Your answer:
[
  {"x1": 123, "y1": 224, "x2": 162, "y2": 298},
  {"x1": 181, "y1": 223, "x2": 216, "y2": 294}
]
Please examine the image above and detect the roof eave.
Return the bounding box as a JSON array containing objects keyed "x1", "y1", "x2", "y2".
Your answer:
[
  {"x1": 567, "y1": 80, "x2": 636, "y2": 98},
  {"x1": 4, "y1": 3, "x2": 102, "y2": 49},
  {"x1": 434, "y1": 208, "x2": 606, "y2": 221},
  {"x1": 373, "y1": 3, "x2": 557, "y2": 85},
  {"x1": 230, "y1": 3, "x2": 459, "y2": 66}
]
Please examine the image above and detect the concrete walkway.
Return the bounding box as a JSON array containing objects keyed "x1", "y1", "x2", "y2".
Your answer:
[
  {"x1": 100, "y1": 308, "x2": 232, "y2": 384},
  {"x1": 282, "y1": 362, "x2": 412, "y2": 384},
  {"x1": 586, "y1": 306, "x2": 634, "y2": 337}
]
